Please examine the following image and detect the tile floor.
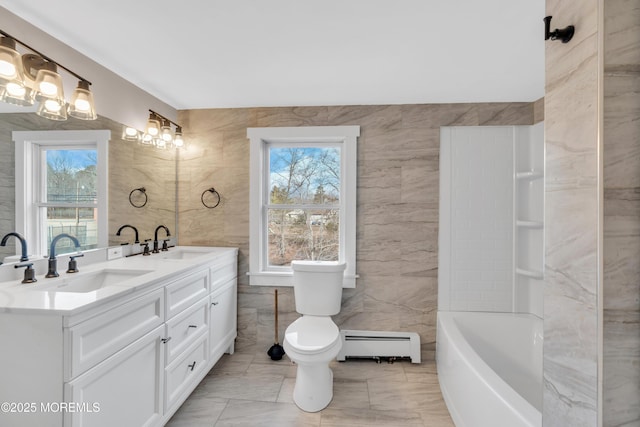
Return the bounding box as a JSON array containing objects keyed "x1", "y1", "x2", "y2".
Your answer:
[{"x1": 166, "y1": 349, "x2": 454, "y2": 427}]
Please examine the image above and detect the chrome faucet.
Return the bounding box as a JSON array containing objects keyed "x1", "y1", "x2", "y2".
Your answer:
[
  {"x1": 46, "y1": 233, "x2": 81, "y2": 278},
  {"x1": 116, "y1": 224, "x2": 140, "y2": 244},
  {"x1": 0, "y1": 232, "x2": 29, "y2": 262},
  {"x1": 153, "y1": 225, "x2": 171, "y2": 253}
]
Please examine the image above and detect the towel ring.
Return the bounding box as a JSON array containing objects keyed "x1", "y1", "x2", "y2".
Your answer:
[
  {"x1": 129, "y1": 187, "x2": 148, "y2": 208},
  {"x1": 201, "y1": 187, "x2": 221, "y2": 209}
]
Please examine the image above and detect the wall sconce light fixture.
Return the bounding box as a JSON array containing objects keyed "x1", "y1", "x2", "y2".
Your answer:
[
  {"x1": 544, "y1": 16, "x2": 575, "y2": 44},
  {"x1": 123, "y1": 109, "x2": 184, "y2": 149},
  {"x1": 0, "y1": 29, "x2": 97, "y2": 120}
]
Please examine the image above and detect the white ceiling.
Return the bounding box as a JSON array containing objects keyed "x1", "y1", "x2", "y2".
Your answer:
[{"x1": 1, "y1": 1, "x2": 545, "y2": 110}]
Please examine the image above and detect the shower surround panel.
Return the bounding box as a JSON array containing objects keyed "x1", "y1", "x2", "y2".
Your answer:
[{"x1": 446, "y1": 126, "x2": 514, "y2": 312}]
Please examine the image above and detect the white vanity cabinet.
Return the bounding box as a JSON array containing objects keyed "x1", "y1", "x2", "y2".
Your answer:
[
  {"x1": 209, "y1": 278, "x2": 237, "y2": 361},
  {"x1": 0, "y1": 247, "x2": 238, "y2": 427}
]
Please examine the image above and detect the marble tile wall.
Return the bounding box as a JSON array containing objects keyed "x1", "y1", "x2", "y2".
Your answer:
[
  {"x1": 107, "y1": 132, "x2": 176, "y2": 246},
  {"x1": 544, "y1": 0, "x2": 601, "y2": 426},
  {"x1": 603, "y1": 0, "x2": 640, "y2": 425},
  {"x1": 0, "y1": 113, "x2": 176, "y2": 259},
  {"x1": 545, "y1": 0, "x2": 640, "y2": 425},
  {"x1": 0, "y1": 114, "x2": 22, "y2": 260},
  {"x1": 177, "y1": 102, "x2": 535, "y2": 360}
]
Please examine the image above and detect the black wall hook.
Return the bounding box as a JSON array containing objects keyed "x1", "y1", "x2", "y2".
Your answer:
[{"x1": 544, "y1": 16, "x2": 574, "y2": 43}]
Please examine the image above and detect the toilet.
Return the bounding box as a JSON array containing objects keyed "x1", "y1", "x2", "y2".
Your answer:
[{"x1": 283, "y1": 260, "x2": 347, "y2": 412}]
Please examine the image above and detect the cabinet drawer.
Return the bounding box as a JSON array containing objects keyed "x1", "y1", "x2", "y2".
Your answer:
[
  {"x1": 165, "y1": 334, "x2": 208, "y2": 412},
  {"x1": 65, "y1": 288, "x2": 164, "y2": 381},
  {"x1": 165, "y1": 270, "x2": 208, "y2": 319},
  {"x1": 210, "y1": 258, "x2": 237, "y2": 292},
  {"x1": 165, "y1": 297, "x2": 208, "y2": 364}
]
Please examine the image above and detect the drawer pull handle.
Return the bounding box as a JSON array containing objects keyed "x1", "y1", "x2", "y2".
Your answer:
[
  {"x1": 211, "y1": 301, "x2": 219, "y2": 306},
  {"x1": 188, "y1": 361, "x2": 196, "y2": 371},
  {"x1": 161, "y1": 337, "x2": 172, "y2": 344},
  {"x1": 188, "y1": 324, "x2": 198, "y2": 329}
]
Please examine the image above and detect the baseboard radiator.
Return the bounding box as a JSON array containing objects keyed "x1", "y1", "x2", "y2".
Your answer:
[{"x1": 336, "y1": 330, "x2": 421, "y2": 364}]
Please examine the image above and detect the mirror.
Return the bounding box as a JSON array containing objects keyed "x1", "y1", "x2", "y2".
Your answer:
[{"x1": 0, "y1": 112, "x2": 177, "y2": 260}]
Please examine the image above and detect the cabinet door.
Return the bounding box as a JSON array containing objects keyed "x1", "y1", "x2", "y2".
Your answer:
[
  {"x1": 64, "y1": 326, "x2": 164, "y2": 427},
  {"x1": 209, "y1": 278, "x2": 237, "y2": 361}
]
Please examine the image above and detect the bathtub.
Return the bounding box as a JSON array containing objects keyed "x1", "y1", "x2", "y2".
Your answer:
[{"x1": 436, "y1": 311, "x2": 542, "y2": 427}]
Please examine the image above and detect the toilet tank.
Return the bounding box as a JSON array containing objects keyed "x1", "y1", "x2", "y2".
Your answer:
[{"x1": 291, "y1": 260, "x2": 347, "y2": 316}]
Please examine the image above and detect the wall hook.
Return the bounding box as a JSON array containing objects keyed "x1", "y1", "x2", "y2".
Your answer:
[{"x1": 544, "y1": 16, "x2": 574, "y2": 43}]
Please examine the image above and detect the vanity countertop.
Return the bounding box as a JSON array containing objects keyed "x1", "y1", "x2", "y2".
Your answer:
[{"x1": 0, "y1": 246, "x2": 238, "y2": 316}]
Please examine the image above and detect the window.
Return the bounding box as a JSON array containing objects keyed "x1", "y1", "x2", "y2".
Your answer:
[
  {"x1": 14, "y1": 130, "x2": 109, "y2": 258},
  {"x1": 247, "y1": 126, "x2": 359, "y2": 287}
]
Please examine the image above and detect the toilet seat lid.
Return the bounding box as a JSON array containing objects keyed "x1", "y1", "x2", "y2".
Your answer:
[{"x1": 285, "y1": 316, "x2": 340, "y2": 354}]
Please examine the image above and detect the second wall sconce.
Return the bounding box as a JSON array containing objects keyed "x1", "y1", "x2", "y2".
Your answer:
[{"x1": 123, "y1": 109, "x2": 184, "y2": 150}]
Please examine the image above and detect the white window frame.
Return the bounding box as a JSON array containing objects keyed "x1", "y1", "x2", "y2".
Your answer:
[
  {"x1": 13, "y1": 130, "x2": 110, "y2": 258},
  {"x1": 247, "y1": 126, "x2": 359, "y2": 288}
]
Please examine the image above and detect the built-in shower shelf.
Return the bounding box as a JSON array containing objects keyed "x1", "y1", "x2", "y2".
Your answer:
[
  {"x1": 516, "y1": 268, "x2": 543, "y2": 279},
  {"x1": 516, "y1": 220, "x2": 543, "y2": 229},
  {"x1": 516, "y1": 171, "x2": 543, "y2": 180}
]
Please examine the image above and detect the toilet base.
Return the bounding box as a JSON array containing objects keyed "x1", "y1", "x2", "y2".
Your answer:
[{"x1": 292, "y1": 362, "x2": 334, "y2": 412}]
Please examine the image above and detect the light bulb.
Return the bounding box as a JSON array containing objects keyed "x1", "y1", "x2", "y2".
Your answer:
[
  {"x1": 74, "y1": 98, "x2": 91, "y2": 112},
  {"x1": 44, "y1": 99, "x2": 62, "y2": 112},
  {"x1": 0, "y1": 37, "x2": 23, "y2": 82},
  {"x1": 5, "y1": 82, "x2": 25, "y2": 96},
  {"x1": 39, "y1": 81, "x2": 58, "y2": 96},
  {"x1": 146, "y1": 113, "x2": 160, "y2": 136},
  {"x1": 0, "y1": 60, "x2": 16, "y2": 77},
  {"x1": 173, "y1": 127, "x2": 184, "y2": 147},
  {"x1": 68, "y1": 80, "x2": 97, "y2": 120}
]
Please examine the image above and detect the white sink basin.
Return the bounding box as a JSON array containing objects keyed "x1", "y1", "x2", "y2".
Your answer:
[
  {"x1": 35, "y1": 268, "x2": 153, "y2": 293},
  {"x1": 155, "y1": 249, "x2": 210, "y2": 260}
]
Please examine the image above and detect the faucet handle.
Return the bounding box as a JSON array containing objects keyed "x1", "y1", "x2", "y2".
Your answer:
[
  {"x1": 162, "y1": 239, "x2": 170, "y2": 251},
  {"x1": 14, "y1": 262, "x2": 37, "y2": 284},
  {"x1": 67, "y1": 253, "x2": 84, "y2": 274},
  {"x1": 142, "y1": 240, "x2": 151, "y2": 256}
]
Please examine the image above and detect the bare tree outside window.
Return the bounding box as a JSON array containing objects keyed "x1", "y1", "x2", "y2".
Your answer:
[
  {"x1": 267, "y1": 147, "x2": 340, "y2": 266},
  {"x1": 45, "y1": 149, "x2": 98, "y2": 254}
]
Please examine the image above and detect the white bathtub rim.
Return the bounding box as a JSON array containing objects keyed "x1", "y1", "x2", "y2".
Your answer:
[{"x1": 437, "y1": 311, "x2": 541, "y2": 427}]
